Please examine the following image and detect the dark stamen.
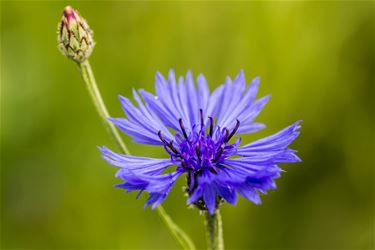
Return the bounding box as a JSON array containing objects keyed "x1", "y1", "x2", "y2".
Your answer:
[
  {"x1": 200, "y1": 109, "x2": 204, "y2": 130},
  {"x1": 182, "y1": 161, "x2": 194, "y2": 171},
  {"x1": 168, "y1": 141, "x2": 180, "y2": 155},
  {"x1": 179, "y1": 118, "x2": 188, "y2": 139},
  {"x1": 209, "y1": 166, "x2": 218, "y2": 174},
  {"x1": 191, "y1": 171, "x2": 200, "y2": 193},
  {"x1": 225, "y1": 119, "x2": 240, "y2": 143},
  {"x1": 195, "y1": 143, "x2": 202, "y2": 163},
  {"x1": 196, "y1": 169, "x2": 203, "y2": 176},
  {"x1": 186, "y1": 173, "x2": 194, "y2": 194},
  {"x1": 213, "y1": 146, "x2": 224, "y2": 162},
  {"x1": 209, "y1": 116, "x2": 214, "y2": 137},
  {"x1": 158, "y1": 131, "x2": 180, "y2": 155},
  {"x1": 224, "y1": 128, "x2": 230, "y2": 142},
  {"x1": 158, "y1": 130, "x2": 168, "y2": 144}
]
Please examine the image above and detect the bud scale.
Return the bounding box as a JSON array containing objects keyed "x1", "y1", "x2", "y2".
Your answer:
[{"x1": 57, "y1": 6, "x2": 95, "y2": 63}]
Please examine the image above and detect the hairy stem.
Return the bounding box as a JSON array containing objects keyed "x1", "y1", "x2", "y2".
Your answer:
[
  {"x1": 78, "y1": 59, "x2": 195, "y2": 250},
  {"x1": 79, "y1": 60, "x2": 130, "y2": 155},
  {"x1": 156, "y1": 206, "x2": 196, "y2": 250},
  {"x1": 205, "y1": 210, "x2": 224, "y2": 250}
]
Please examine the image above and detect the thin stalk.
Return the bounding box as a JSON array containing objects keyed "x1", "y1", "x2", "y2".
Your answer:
[
  {"x1": 79, "y1": 60, "x2": 130, "y2": 155},
  {"x1": 205, "y1": 210, "x2": 224, "y2": 250},
  {"x1": 156, "y1": 206, "x2": 196, "y2": 250},
  {"x1": 78, "y1": 59, "x2": 195, "y2": 250}
]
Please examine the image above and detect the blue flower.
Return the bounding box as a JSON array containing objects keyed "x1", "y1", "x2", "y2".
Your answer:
[{"x1": 100, "y1": 70, "x2": 301, "y2": 214}]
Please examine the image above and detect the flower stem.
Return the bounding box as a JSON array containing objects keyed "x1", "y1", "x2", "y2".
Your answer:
[
  {"x1": 77, "y1": 59, "x2": 195, "y2": 250},
  {"x1": 156, "y1": 206, "x2": 196, "y2": 250},
  {"x1": 205, "y1": 210, "x2": 224, "y2": 250},
  {"x1": 79, "y1": 60, "x2": 130, "y2": 155}
]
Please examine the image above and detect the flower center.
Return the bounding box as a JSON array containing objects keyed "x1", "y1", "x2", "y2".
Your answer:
[{"x1": 158, "y1": 109, "x2": 240, "y2": 176}]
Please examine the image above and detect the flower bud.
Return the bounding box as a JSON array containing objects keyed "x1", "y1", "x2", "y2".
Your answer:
[{"x1": 57, "y1": 6, "x2": 94, "y2": 63}]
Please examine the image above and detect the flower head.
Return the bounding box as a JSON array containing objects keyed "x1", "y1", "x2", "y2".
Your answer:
[
  {"x1": 100, "y1": 70, "x2": 301, "y2": 214},
  {"x1": 57, "y1": 6, "x2": 94, "y2": 63}
]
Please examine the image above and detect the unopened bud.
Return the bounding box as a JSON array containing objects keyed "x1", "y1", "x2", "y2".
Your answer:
[{"x1": 57, "y1": 6, "x2": 94, "y2": 63}]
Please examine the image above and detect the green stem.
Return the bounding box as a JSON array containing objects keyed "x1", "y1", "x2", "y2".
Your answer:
[
  {"x1": 79, "y1": 60, "x2": 130, "y2": 155},
  {"x1": 205, "y1": 210, "x2": 224, "y2": 250},
  {"x1": 156, "y1": 206, "x2": 196, "y2": 250},
  {"x1": 78, "y1": 59, "x2": 195, "y2": 250}
]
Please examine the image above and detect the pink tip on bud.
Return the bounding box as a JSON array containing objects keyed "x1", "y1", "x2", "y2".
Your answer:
[
  {"x1": 57, "y1": 6, "x2": 94, "y2": 63},
  {"x1": 63, "y1": 6, "x2": 80, "y2": 24}
]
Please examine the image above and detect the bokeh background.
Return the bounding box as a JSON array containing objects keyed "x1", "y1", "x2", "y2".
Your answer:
[{"x1": 1, "y1": 1, "x2": 374, "y2": 249}]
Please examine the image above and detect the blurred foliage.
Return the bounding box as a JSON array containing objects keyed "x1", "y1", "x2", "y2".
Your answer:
[{"x1": 1, "y1": 1, "x2": 374, "y2": 249}]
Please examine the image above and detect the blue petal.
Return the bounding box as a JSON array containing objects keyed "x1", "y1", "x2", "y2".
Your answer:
[
  {"x1": 115, "y1": 180, "x2": 147, "y2": 192},
  {"x1": 139, "y1": 89, "x2": 180, "y2": 131},
  {"x1": 237, "y1": 122, "x2": 266, "y2": 134},
  {"x1": 132, "y1": 89, "x2": 172, "y2": 137},
  {"x1": 99, "y1": 146, "x2": 173, "y2": 176},
  {"x1": 187, "y1": 185, "x2": 203, "y2": 204},
  {"x1": 215, "y1": 163, "x2": 282, "y2": 205},
  {"x1": 187, "y1": 171, "x2": 214, "y2": 205},
  {"x1": 109, "y1": 118, "x2": 163, "y2": 145},
  {"x1": 216, "y1": 77, "x2": 234, "y2": 125},
  {"x1": 217, "y1": 71, "x2": 245, "y2": 126},
  {"x1": 203, "y1": 184, "x2": 216, "y2": 215},
  {"x1": 229, "y1": 150, "x2": 301, "y2": 165},
  {"x1": 245, "y1": 174, "x2": 279, "y2": 193},
  {"x1": 238, "y1": 121, "x2": 302, "y2": 152},
  {"x1": 205, "y1": 85, "x2": 224, "y2": 123},
  {"x1": 154, "y1": 71, "x2": 180, "y2": 123},
  {"x1": 118, "y1": 171, "x2": 182, "y2": 209},
  {"x1": 109, "y1": 93, "x2": 174, "y2": 145},
  {"x1": 215, "y1": 71, "x2": 269, "y2": 134},
  {"x1": 215, "y1": 181, "x2": 238, "y2": 205},
  {"x1": 146, "y1": 70, "x2": 209, "y2": 134},
  {"x1": 187, "y1": 170, "x2": 238, "y2": 213},
  {"x1": 236, "y1": 184, "x2": 262, "y2": 204},
  {"x1": 166, "y1": 70, "x2": 192, "y2": 129},
  {"x1": 186, "y1": 71, "x2": 199, "y2": 127},
  {"x1": 177, "y1": 75, "x2": 193, "y2": 129},
  {"x1": 197, "y1": 74, "x2": 210, "y2": 121},
  {"x1": 145, "y1": 193, "x2": 167, "y2": 209},
  {"x1": 236, "y1": 94, "x2": 271, "y2": 128},
  {"x1": 223, "y1": 158, "x2": 267, "y2": 172}
]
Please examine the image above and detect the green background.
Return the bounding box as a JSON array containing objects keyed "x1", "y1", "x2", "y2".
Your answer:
[{"x1": 1, "y1": 1, "x2": 374, "y2": 249}]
